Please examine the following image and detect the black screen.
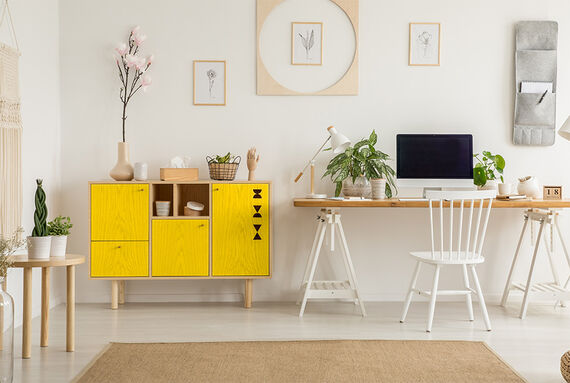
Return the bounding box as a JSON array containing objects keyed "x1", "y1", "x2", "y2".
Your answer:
[{"x1": 396, "y1": 134, "x2": 473, "y2": 179}]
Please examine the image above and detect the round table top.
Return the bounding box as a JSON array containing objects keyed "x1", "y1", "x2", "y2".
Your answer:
[{"x1": 10, "y1": 254, "x2": 85, "y2": 268}]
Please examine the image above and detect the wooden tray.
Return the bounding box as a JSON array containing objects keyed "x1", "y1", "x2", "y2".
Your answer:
[{"x1": 160, "y1": 168, "x2": 199, "y2": 181}]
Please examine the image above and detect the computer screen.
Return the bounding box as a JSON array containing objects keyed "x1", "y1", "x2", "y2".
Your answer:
[{"x1": 396, "y1": 134, "x2": 473, "y2": 179}]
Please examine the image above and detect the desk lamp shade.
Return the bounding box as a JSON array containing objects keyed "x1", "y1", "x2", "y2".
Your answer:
[
  {"x1": 559, "y1": 116, "x2": 570, "y2": 141},
  {"x1": 328, "y1": 126, "x2": 351, "y2": 153}
]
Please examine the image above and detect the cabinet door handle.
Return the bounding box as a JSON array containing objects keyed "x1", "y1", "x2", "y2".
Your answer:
[
  {"x1": 213, "y1": 188, "x2": 219, "y2": 191},
  {"x1": 117, "y1": 245, "x2": 121, "y2": 249},
  {"x1": 138, "y1": 188, "x2": 145, "y2": 192},
  {"x1": 198, "y1": 224, "x2": 205, "y2": 228}
]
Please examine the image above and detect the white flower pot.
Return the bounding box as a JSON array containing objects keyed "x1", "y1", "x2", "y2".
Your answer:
[
  {"x1": 27, "y1": 236, "x2": 52, "y2": 259},
  {"x1": 478, "y1": 179, "x2": 499, "y2": 191},
  {"x1": 50, "y1": 235, "x2": 68, "y2": 258},
  {"x1": 370, "y1": 178, "x2": 386, "y2": 200},
  {"x1": 342, "y1": 177, "x2": 371, "y2": 198}
]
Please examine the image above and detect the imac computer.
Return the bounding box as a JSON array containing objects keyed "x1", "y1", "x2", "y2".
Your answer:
[{"x1": 396, "y1": 134, "x2": 474, "y2": 195}]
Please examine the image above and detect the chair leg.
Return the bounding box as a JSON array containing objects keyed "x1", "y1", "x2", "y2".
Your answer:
[
  {"x1": 426, "y1": 265, "x2": 440, "y2": 332},
  {"x1": 400, "y1": 261, "x2": 421, "y2": 323},
  {"x1": 462, "y1": 264, "x2": 474, "y2": 321},
  {"x1": 470, "y1": 265, "x2": 491, "y2": 331}
]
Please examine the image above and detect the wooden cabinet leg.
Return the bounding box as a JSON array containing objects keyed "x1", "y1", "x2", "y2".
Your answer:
[
  {"x1": 119, "y1": 281, "x2": 125, "y2": 305},
  {"x1": 111, "y1": 280, "x2": 119, "y2": 310},
  {"x1": 244, "y1": 279, "x2": 253, "y2": 309},
  {"x1": 41, "y1": 267, "x2": 50, "y2": 347},
  {"x1": 0, "y1": 276, "x2": 5, "y2": 351},
  {"x1": 22, "y1": 267, "x2": 32, "y2": 359},
  {"x1": 66, "y1": 265, "x2": 75, "y2": 352}
]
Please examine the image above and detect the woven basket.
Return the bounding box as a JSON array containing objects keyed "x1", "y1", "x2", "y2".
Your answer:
[
  {"x1": 207, "y1": 156, "x2": 241, "y2": 181},
  {"x1": 561, "y1": 351, "x2": 570, "y2": 382}
]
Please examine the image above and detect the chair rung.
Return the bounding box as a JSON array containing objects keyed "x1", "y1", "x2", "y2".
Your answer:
[{"x1": 413, "y1": 288, "x2": 472, "y2": 296}]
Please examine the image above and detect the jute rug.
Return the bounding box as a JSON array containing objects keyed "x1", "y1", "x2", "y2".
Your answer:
[{"x1": 73, "y1": 340, "x2": 526, "y2": 383}]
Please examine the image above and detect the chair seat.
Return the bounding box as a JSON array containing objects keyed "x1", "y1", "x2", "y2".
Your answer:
[{"x1": 410, "y1": 251, "x2": 485, "y2": 265}]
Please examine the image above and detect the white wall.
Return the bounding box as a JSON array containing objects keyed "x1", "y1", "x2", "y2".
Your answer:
[
  {"x1": 59, "y1": 0, "x2": 570, "y2": 304},
  {"x1": 3, "y1": 0, "x2": 63, "y2": 327}
]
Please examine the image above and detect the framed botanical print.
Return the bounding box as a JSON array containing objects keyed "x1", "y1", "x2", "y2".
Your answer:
[
  {"x1": 409, "y1": 22, "x2": 441, "y2": 66},
  {"x1": 193, "y1": 60, "x2": 226, "y2": 106},
  {"x1": 291, "y1": 22, "x2": 323, "y2": 65}
]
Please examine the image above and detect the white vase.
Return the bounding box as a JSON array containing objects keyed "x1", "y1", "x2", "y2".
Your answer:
[
  {"x1": 342, "y1": 177, "x2": 371, "y2": 198},
  {"x1": 370, "y1": 178, "x2": 386, "y2": 199},
  {"x1": 27, "y1": 236, "x2": 52, "y2": 259},
  {"x1": 134, "y1": 162, "x2": 148, "y2": 181},
  {"x1": 109, "y1": 142, "x2": 134, "y2": 181},
  {"x1": 478, "y1": 179, "x2": 499, "y2": 191},
  {"x1": 517, "y1": 176, "x2": 541, "y2": 198},
  {"x1": 50, "y1": 235, "x2": 68, "y2": 258}
]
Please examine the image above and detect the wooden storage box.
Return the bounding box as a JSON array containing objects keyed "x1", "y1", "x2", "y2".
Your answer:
[{"x1": 160, "y1": 168, "x2": 199, "y2": 181}]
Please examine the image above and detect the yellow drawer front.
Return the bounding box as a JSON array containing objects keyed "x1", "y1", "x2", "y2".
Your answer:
[
  {"x1": 91, "y1": 241, "x2": 149, "y2": 277},
  {"x1": 212, "y1": 183, "x2": 270, "y2": 276},
  {"x1": 91, "y1": 184, "x2": 149, "y2": 241},
  {"x1": 152, "y1": 219, "x2": 209, "y2": 277}
]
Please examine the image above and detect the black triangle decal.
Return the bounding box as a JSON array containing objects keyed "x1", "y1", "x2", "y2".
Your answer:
[
  {"x1": 254, "y1": 224, "x2": 261, "y2": 231},
  {"x1": 253, "y1": 233, "x2": 262, "y2": 240},
  {"x1": 254, "y1": 205, "x2": 261, "y2": 212},
  {"x1": 253, "y1": 213, "x2": 262, "y2": 218},
  {"x1": 253, "y1": 189, "x2": 262, "y2": 199}
]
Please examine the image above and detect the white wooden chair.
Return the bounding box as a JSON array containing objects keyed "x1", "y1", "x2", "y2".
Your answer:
[{"x1": 399, "y1": 190, "x2": 495, "y2": 332}]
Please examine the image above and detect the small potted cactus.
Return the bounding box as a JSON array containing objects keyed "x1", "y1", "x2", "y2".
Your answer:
[
  {"x1": 48, "y1": 216, "x2": 72, "y2": 258},
  {"x1": 27, "y1": 179, "x2": 52, "y2": 259}
]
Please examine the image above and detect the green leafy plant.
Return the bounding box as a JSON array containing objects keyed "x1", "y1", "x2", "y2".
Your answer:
[
  {"x1": 209, "y1": 152, "x2": 236, "y2": 164},
  {"x1": 0, "y1": 228, "x2": 25, "y2": 278},
  {"x1": 48, "y1": 216, "x2": 73, "y2": 236},
  {"x1": 473, "y1": 151, "x2": 505, "y2": 187},
  {"x1": 32, "y1": 179, "x2": 48, "y2": 237},
  {"x1": 323, "y1": 130, "x2": 397, "y2": 198}
]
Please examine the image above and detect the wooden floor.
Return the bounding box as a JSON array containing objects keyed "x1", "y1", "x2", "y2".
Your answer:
[{"x1": 12, "y1": 301, "x2": 570, "y2": 382}]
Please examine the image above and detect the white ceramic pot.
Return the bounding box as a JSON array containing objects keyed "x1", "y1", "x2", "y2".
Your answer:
[
  {"x1": 478, "y1": 179, "x2": 499, "y2": 191},
  {"x1": 109, "y1": 142, "x2": 134, "y2": 181},
  {"x1": 342, "y1": 177, "x2": 371, "y2": 198},
  {"x1": 50, "y1": 235, "x2": 68, "y2": 258},
  {"x1": 27, "y1": 236, "x2": 52, "y2": 259},
  {"x1": 517, "y1": 176, "x2": 541, "y2": 198},
  {"x1": 370, "y1": 178, "x2": 386, "y2": 200},
  {"x1": 134, "y1": 162, "x2": 148, "y2": 181},
  {"x1": 498, "y1": 183, "x2": 513, "y2": 195}
]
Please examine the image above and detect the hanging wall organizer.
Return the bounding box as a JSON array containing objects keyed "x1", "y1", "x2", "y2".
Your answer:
[
  {"x1": 514, "y1": 21, "x2": 558, "y2": 146},
  {"x1": 0, "y1": 0, "x2": 22, "y2": 237}
]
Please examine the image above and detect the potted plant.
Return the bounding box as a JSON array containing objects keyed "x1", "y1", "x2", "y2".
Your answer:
[
  {"x1": 27, "y1": 179, "x2": 52, "y2": 259},
  {"x1": 473, "y1": 151, "x2": 505, "y2": 191},
  {"x1": 48, "y1": 216, "x2": 73, "y2": 258},
  {"x1": 323, "y1": 130, "x2": 397, "y2": 198},
  {"x1": 110, "y1": 26, "x2": 153, "y2": 181},
  {"x1": 206, "y1": 152, "x2": 241, "y2": 181},
  {"x1": 0, "y1": 228, "x2": 24, "y2": 383}
]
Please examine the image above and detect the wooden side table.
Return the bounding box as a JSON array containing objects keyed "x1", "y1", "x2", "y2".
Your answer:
[{"x1": 7, "y1": 254, "x2": 85, "y2": 359}]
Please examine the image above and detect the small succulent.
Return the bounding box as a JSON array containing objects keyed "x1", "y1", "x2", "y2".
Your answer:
[
  {"x1": 48, "y1": 216, "x2": 73, "y2": 236},
  {"x1": 212, "y1": 152, "x2": 232, "y2": 164}
]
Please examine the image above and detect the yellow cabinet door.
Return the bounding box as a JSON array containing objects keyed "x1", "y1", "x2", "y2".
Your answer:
[
  {"x1": 152, "y1": 219, "x2": 209, "y2": 277},
  {"x1": 212, "y1": 183, "x2": 270, "y2": 276},
  {"x1": 91, "y1": 184, "x2": 149, "y2": 241},
  {"x1": 91, "y1": 241, "x2": 149, "y2": 277}
]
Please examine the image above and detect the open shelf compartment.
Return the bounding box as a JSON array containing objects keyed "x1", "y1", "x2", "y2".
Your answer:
[
  {"x1": 151, "y1": 183, "x2": 174, "y2": 217},
  {"x1": 176, "y1": 184, "x2": 210, "y2": 217}
]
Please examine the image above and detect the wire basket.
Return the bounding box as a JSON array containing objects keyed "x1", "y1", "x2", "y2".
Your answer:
[{"x1": 207, "y1": 156, "x2": 241, "y2": 181}]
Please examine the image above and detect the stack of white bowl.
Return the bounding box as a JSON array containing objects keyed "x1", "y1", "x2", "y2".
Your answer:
[{"x1": 155, "y1": 201, "x2": 171, "y2": 216}]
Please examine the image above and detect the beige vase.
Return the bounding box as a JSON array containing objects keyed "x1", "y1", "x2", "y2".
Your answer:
[{"x1": 109, "y1": 142, "x2": 134, "y2": 181}]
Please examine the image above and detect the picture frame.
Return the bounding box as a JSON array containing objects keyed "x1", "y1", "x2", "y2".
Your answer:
[
  {"x1": 193, "y1": 60, "x2": 226, "y2": 106},
  {"x1": 409, "y1": 22, "x2": 441, "y2": 66},
  {"x1": 291, "y1": 22, "x2": 323, "y2": 66}
]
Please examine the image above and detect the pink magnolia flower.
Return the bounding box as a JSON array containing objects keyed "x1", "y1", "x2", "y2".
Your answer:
[
  {"x1": 147, "y1": 54, "x2": 154, "y2": 65},
  {"x1": 134, "y1": 56, "x2": 146, "y2": 71},
  {"x1": 134, "y1": 33, "x2": 146, "y2": 46},
  {"x1": 115, "y1": 43, "x2": 127, "y2": 56},
  {"x1": 141, "y1": 74, "x2": 152, "y2": 91},
  {"x1": 124, "y1": 54, "x2": 138, "y2": 68}
]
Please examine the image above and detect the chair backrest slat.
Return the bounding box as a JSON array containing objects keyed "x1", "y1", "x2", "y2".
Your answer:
[{"x1": 425, "y1": 190, "x2": 495, "y2": 261}]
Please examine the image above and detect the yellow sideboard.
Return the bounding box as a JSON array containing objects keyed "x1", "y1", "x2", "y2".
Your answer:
[{"x1": 89, "y1": 180, "x2": 272, "y2": 308}]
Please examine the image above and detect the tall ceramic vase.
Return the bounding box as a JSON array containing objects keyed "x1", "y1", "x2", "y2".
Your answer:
[
  {"x1": 109, "y1": 142, "x2": 134, "y2": 181},
  {"x1": 0, "y1": 277, "x2": 14, "y2": 383}
]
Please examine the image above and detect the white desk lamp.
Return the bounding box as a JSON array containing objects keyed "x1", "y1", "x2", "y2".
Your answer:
[
  {"x1": 294, "y1": 126, "x2": 351, "y2": 198},
  {"x1": 559, "y1": 116, "x2": 570, "y2": 141}
]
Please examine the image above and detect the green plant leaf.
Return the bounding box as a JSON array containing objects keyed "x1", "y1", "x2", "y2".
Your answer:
[
  {"x1": 473, "y1": 167, "x2": 487, "y2": 186},
  {"x1": 335, "y1": 182, "x2": 343, "y2": 197},
  {"x1": 369, "y1": 130, "x2": 377, "y2": 146}
]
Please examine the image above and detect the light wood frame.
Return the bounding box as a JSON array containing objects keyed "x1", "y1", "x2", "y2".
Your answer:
[
  {"x1": 257, "y1": 0, "x2": 359, "y2": 95},
  {"x1": 291, "y1": 22, "x2": 323, "y2": 66},
  {"x1": 408, "y1": 22, "x2": 441, "y2": 66},
  {"x1": 193, "y1": 60, "x2": 227, "y2": 106}
]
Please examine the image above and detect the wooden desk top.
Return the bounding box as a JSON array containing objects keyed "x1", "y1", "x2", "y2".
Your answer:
[
  {"x1": 10, "y1": 254, "x2": 85, "y2": 268},
  {"x1": 293, "y1": 198, "x2": 570, "y2": 209}
]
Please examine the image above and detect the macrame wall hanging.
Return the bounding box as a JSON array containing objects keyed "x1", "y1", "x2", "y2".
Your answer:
[{"x1": 0, "y1": 0, "x2": 21, "y2": 238}]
